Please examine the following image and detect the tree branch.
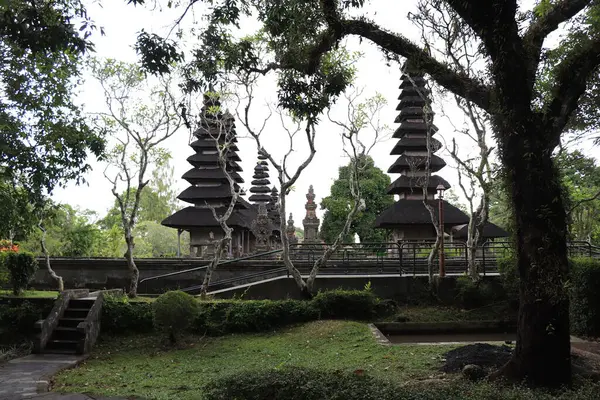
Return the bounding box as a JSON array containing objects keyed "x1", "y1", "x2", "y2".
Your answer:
[
  {"x1": 340, "y1": 18, "x2": 492, "y2": 110},
  {"x1": 544, "y1": 36, "x2": 600, "y2": 145}
]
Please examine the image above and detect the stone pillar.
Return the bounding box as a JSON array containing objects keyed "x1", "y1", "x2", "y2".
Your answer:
[{"x1": 302, "y1": 185, "x2": 320, "y2": 243}]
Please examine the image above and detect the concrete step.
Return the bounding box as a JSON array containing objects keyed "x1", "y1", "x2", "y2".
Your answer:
[
  {"x1": 52, "y1": 326, "x2": 81, "y2": 341},
  {"x1": 63, "y1": 308, "x2": 90, "y2": 319},
  {"x1": 46, "y1": 339, "x2": 78, "y2": 352},
  {"x1": 58, "y1": 318, "x2": 86, "y2": 328}
]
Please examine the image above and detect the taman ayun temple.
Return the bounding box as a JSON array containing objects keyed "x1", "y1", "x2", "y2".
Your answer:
[{"x1": 163, "y1": 69, "x2": 506, "y2": 258}]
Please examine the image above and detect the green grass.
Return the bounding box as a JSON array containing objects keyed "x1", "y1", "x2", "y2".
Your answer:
[
  {"x1": 389, "y1": 303, "x2": 517, "y2": 323},
  {"x1": 0, "y1": 289, "x2": 58, "y2": 298},
  {"x1": 53, "y1": 321, "x2": 456, "y2": 399}
]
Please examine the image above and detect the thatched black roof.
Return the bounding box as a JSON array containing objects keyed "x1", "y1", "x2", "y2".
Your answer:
[
  {"x1": 390, "y1": 137, "x2": 442, "y2": 155},
  {"x1": 387, "y1": 175, "x2": 450, "y2": 195},
  {"x1": 393, "y1": 122, "x2": 439, "y2": 138},
  {"x1": 178, "y1": 185, "x2": 244, "y2": 204},
  {"x1": 374, "y1": 199, "x2": 470, "y2": 228},
  {"x1": 451, "y1": 222, "x2": 509, "y2": 239},
  {"x1": 161, "y1": 207, "x2": 251, "y2": 229},
  {"x1": 181, "y1": 168, "x2": 244, "y2": 184},
  {"x1": 388, "y1": 154, "x2": 446, "y2": 174}
]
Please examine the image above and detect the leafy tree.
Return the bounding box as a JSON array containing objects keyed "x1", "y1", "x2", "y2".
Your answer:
[
  {"x1": 0, "y1": 0, "x2": 104, "y2": 200},
  {"x1": 0, "y1": 179, "x2": 37, "y2": 241},
  {"x1": 19, "y1": 204, "x2": 102, "y2": 257},
  {"x1": 130, "y1": 0, "x2": 600, "y2": 386},
  {"x1": 92, "y1": 58, "x2": 183, "y2": 297},
  {"x1": 556, "y1": 150, "x2": 600, "y2": 244},
  {"x1": 99, "y1": 156, "x2": 178, "y2": 229},
  {"x1": 320, "y1": 156, "x2": 392, "y2": 243}
]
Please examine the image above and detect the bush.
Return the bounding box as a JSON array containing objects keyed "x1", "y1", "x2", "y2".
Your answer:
[
  {"x1": 4, "y1": 252, "x2": 38, "y2": 295},
  {"x1": 570, "y1": 257, "x2": 600, "y2": 337},
  {"x1": 0, "y1": 301, "x2": 51, "y2": 344},
  {"x1": 0, "y1": 253, "x2": 9, "y2": 286},
  {"x1": 101, "y1": 296, "x2": 154, "y2": 334},
  {"x1": 203, "y1": 367, "x2": 398, "y2": 400},
  {"x1": 195, "y1": 299, "x2": 319, "y2": 335},
  {"x1": 153, "y1": 291, "x2": 199, "y2": 342},
  {"x1": 203, "y1": 367, "x2": 600, "y2": 400},
  {"x1": 454, "y1": 276, "x2": 496, "y2": 310},
  {"x1": 312, "y1": 289, "x2": 388, "y2": 320},
  {"x1": 497, "y1": 256, "x2": 519, "y2": 309}
]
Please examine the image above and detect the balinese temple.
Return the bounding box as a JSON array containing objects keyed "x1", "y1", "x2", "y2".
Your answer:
[
  {"x1": 161, "y1": 94, "x2": 256, "y2": 258},
  {"x1": 302, "y1": 185, "x2": 320, "y2": 243},
  {"x1": 374, "y1": 63, "x2": 507, "y2": 241}
]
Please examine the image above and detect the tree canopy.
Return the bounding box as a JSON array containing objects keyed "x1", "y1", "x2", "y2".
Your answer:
[
  {"x1": 0, "y1": 0, "x2": 105, "y2": 201},
  {"x1": 320, "y1": 155, "x2": 392, "y2": 243}
]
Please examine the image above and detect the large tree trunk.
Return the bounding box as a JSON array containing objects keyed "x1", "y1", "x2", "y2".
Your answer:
[
  {"x1": 124, "y1": 234, "x2": 139, "y2": 298},
  {"x1": 494, "y1": 120, "x2": 571, "y2": 387}
]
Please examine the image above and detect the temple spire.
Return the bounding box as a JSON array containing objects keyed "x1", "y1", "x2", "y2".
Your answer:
[{"x1": 302, "y1": 185, "x2": 320, "y2": 243}]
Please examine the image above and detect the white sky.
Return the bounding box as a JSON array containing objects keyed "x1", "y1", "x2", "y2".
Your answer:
[{"x1": 52, "y1": 0, "x2": 600, "y2": 224}]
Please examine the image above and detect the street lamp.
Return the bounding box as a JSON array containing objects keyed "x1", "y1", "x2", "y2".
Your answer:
[{"x1": 436, "y1": 184, "x2": 446, "y2": 278}]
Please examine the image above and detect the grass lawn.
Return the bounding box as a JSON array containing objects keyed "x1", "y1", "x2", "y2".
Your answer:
[
  {"x1": 0, "y1": 289, "x2": 59, "y2": 298},
  {"x1": 392, "y1": 302, "x2": 517, "y2": 323},
  {"x1": 52, "y1": 320, "x2": 456, "y2": 399}
]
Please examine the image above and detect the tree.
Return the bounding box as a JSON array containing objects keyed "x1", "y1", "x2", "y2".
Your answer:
[
  {"x1": 0, "y1": 0, "x2": 104, "y2": 201},
  {"x1": 130, "y1": 0, "x2": 600, "y2": 386},
  {"x1": 92, "y1": 59, "x2": 183, "y2": 297},
  {"x1": 320, "y1": 155, "x2": 392, "y2": 243}
]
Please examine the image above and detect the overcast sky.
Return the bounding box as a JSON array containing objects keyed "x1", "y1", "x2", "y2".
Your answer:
[{"x1": 52, "y1": 0, "x2": 599, "y2": 225}]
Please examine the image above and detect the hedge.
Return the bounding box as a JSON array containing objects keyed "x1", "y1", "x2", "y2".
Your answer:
[
  {"x1": 570, "y1": 258, "x2": 600, "y2": 337},
  {"x1": 0, "y1": 300, "x2": 52, "y2": 345},
  {"x1": 498, "y1": 256, "x2": 600, "y2": 337},
  {"x1": 203, "y1": 366, "x2": 600, "y2": 400},
  {"x1": 101, "y1": 289, "x2": 396, "y2": 336}
]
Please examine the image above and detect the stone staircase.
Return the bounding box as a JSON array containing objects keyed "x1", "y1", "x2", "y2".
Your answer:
[
  {"x1": 43, "y1": 298, "x2": 95, "y2": 354},
  {"x1": 33, "y1": 289, "x2": 122, "y2": 355}
]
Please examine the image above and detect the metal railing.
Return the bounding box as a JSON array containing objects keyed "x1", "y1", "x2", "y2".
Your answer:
[{"x1": 138, "y1": 240, "x2": 599, "y2": 295}]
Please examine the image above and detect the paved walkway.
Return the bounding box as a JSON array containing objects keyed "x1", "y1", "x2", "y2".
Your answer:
[{"x1": 0, "y1": 354, "x2": 127, "y2": 400}]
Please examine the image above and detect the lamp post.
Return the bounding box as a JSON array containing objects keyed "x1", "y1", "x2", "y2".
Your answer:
[{"x1": 436, "y1": 184, "x2": 446, "y2": 278}]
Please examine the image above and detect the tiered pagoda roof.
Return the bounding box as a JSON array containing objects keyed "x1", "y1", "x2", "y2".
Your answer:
[
  {"x1": 248, "y1": 153, "x2": 272, "y2": 204},
  {"x1": 375, "y1": 63, "x2": 469, "y2": 229},
  {"x1": 161, "y1": 94, "x2": 254, "y2": 229}
]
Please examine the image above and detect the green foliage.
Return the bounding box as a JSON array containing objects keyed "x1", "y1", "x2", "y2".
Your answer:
[
  {"x1": 312, "y1": 289, "x2": 389, "y2": 320},
  {"x1": 454, "y1": 276, "x2": 496, "y2": 310},
  {"x1": 555, "y1": 151, "x2": 600, "y2": 244},
  {"x1": 569, "y1": 257, "x2": 600, "y2": 337},
  {"x1": 153, "y1": 291, "x2": 199, "y2": 342},
  {"x1": 0, "y1": 180, "x2": 37, "y2": 241},
  {"x1": 499, "y1": 256, "x2": 600, "y2": 334},
  {"x1": 18, "y1": 204, "x2": 103, "y2": 257},
  {"x1": 0, "y1": 300, "x2": 52, "y2": 344},
  {"x1": 0, "y1": 0, "x2": 104, "y2": 200},
  {"x1": 204, "y1": 367, "x2": 398, "y2": 400},
  {"x1": 4, "y1": 252, "x2": 38, "y2": 295},
  {"x1": 204, "y1": 366, "x2": 600, "y2": 400},
  {"x1": 101, "y1": 296, "x2": 154, "y2": 334},
  {"x1": 195, "y1": 299, "x2": 319, "y2": 335},
  {"x1": 320, "y1": 156, "x2": 393, "y2": 243},
  {"x1": 101, "y1": 290, "x2": 390, "y2": 336}
]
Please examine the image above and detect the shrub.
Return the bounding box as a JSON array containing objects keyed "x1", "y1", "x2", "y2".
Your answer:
[
  {"x1": 454, "y1": 275, "x2": 496, "y2": 310},
  {"x1": 497, "y1": 256, "x2": 519, "y2": 308},
  {"x1": 4, "y1": 252, "x2": 38, "y2": 295},
  {"x1": 312, "y1": 289, "x2": 385, "y2": 320},
  {"x1": 0, "y1": 301, "x2": 50, "y2": 344},
  {"x1": 0, "y1": 253, "x2": 9, "y2": 286},
  {"x1": 570, "y1": 257, "x2": 600, "y2": 337},
  {"x1": 203, "y1": 367, "x2": 398, "y2": 400},
  {"x1": 153, "y1": 291, "x2": 199, "y2": 342},
  {"x1": 195, "y1": 299, "x2": 319, "y2": 335},
  {"x1": 101, "y1": 296, "x2": 154, "y2": 334}
]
